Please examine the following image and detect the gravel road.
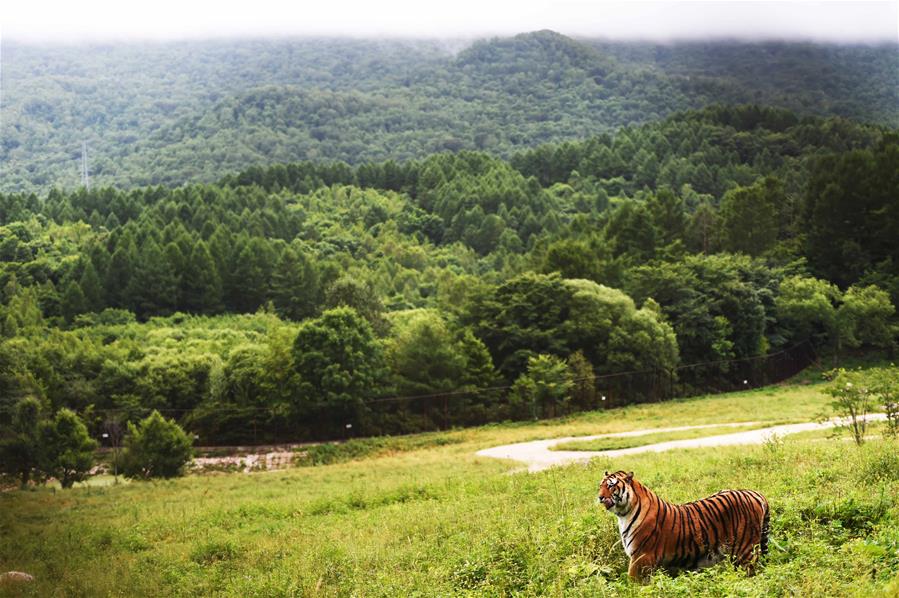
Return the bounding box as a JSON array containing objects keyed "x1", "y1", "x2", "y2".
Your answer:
[{"x1": 476, "y1": 416, "x2": 888, "y2": 472}]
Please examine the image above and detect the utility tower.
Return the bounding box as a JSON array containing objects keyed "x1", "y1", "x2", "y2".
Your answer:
[{"x1": 81, "y1": 141, "x2": 90, "y2": 189}]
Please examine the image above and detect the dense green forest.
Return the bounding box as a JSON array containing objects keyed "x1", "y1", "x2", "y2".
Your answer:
[
  {"x1": 1, "y1": 102, "x2": 897, "y2": 443},
  {"x1": 3, "y1": 32, "x2": 897, "y2": 192}
]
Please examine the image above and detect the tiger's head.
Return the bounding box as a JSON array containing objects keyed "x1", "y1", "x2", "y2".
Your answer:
[{"x1": 596, "y1": 470, "x2": 635, "y2": 515}]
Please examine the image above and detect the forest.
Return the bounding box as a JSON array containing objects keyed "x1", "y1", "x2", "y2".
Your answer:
[
  {"x1": 2, "y1": 31, "x2": 898, "y2": 192},
  {"x1": 1, "y1": 101, "x2": 897, "y2": 444}
]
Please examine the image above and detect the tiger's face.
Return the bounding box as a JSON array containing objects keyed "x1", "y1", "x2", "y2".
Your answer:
[{"x1": 596, "y1": 470, "x2": 635, "y2": 515}]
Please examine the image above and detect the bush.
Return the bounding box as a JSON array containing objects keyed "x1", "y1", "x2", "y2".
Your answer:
[
  {"x1": 121, "y1": 411, "x2": 193, "y2": 479},
  {"x1": 38, "y1": 408, "x2": 98, "y2": 488}
]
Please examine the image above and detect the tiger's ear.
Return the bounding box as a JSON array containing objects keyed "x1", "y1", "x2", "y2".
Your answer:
[
  {"x1": 625, "y1": 471, "x2": 634, "y2": 482},
  {"x1": 604, "y1": 471, "x2": 609, "y2": 477}
]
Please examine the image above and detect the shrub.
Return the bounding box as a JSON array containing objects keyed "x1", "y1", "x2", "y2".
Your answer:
[
  {"x1": 121, "y1": 411, "x2": 193, "y2": 479},
  {"x1": 826, "y1": 369, "x2": 875, "y2": 445},
  {"x1": 37, "y1": 408, "x2": 98, "y2": 488}
]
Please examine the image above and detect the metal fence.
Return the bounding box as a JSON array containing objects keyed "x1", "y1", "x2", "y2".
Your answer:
[{"x1": 356, "y1": 340, "x2": 817, "y2": 434}]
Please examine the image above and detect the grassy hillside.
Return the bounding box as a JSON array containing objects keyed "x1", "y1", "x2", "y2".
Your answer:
[
  {"x1": 2, "y1": 32, "x2": 896, "y2": 192},
  {"x1": 2, "y1": 381, "x2": 897, "y2": 596}
]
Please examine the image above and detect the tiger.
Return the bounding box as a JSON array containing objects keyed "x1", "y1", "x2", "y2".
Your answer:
[{"x1": 596, "y1": 470, "x2": 770, "y2": 581}]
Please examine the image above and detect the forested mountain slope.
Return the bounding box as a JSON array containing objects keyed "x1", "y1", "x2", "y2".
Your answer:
[
  {"x1": 1, "y1": 105, "x2": 896, "y2": 441},
  {"x1": 3, "y1": 31, "x2": 897, "y2": 192}
]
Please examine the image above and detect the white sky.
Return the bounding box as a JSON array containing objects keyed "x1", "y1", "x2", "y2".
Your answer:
[{"x1": 2, "y1": 0, "x2": 897, "y2": 43}]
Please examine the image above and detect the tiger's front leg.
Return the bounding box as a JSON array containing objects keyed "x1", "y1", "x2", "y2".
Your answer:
[{"x1": 628, "y1": 553, "x2": 655, "y2": 582}]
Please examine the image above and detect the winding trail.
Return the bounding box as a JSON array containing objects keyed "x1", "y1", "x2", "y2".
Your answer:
[{"x1": 476, "y1": 416, "x2": 888, "y2": 473}]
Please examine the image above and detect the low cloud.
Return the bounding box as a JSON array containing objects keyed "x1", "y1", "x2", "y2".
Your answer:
[{"x1": 3, "y1": 0, "x2": 897, "y2": 43}]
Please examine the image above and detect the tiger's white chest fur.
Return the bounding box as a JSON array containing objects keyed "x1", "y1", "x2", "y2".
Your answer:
[{"x1": 617, "y1": 512, "x2": 637, "y2": 557}]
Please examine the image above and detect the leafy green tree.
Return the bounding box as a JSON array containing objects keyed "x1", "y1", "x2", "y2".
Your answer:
[
  {"x1": 293, "y1": 307, "x2": 387, "y2": 427},
  {"x1": 121, "y1": 410, "x2": 193, "y2": 479},
  {"x1": 127, "y1": 238, "x2": 178, "y2": 318},
  {"x1": 270, "y1": 245, "x2": 320, "y2": 321},
  {"x1": 804, "y1": 136, "x2": 899, "y2": 287},
  {"x1": 836, "y1": 284, "x2": 895, "y2": 351},
  {"x1": 567, "y1": 351, "x2": 597, "y2": 411},
  {"x1": 61, "y1": 279, "x2": 88, "y2": 323},
  {"x1": 386, "y1": 310, "x2": 466, "y2": 396},
  {"x1": 324, "y1": 277, "x2": 388, "y2": 335},
  {"x1": 648, "y1": 186, "x2": 687, "y2": 248},
  {"x1": 685, "y1": 199, "x2": 720, "y2": 254},
  {"x1": 541, "y1": 237, "x2": 618, "y2": 284},
  {"x1": 106, "y1": 238, "x2": 136, "y2": 308},
  {"x1": 79, "y1": 260, "x2": 105, "y2": 312},
  {"x1": 776, "y1": 275, "x2": 839, "y2": 347},
  {"x1": 719, "y1": 177, "x2": 782, "y2": 256},
  {"x1": 603, "y1": 200, "x2": 657, "y2": 261},
  {"x1": 0, "y1": 397, "x2": 44, "y2": 487},
  {"x1": 182, "y1": 241, "x2": 224, "y2": 314},
  {"x1": 510, "y1": 354, "x2": 573, "y2": 419},
  {"x1": 38, "y1": 408, "x2": 97, "y2": 489},
  {"x1": 468, "y1": 272, "x2": 572, "y2": 378}
]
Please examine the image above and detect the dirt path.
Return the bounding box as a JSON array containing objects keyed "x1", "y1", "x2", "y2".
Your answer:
[{"x1": 476, "y1": 416, "x2": 888, "y2": 473}]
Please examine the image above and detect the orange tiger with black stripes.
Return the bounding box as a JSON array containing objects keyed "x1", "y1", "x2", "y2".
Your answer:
[{"x1": 597, "y1": 470, "x2": 769, "y2": 581}]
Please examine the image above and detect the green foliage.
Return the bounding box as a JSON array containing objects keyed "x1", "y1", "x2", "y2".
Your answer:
[
  {"x1": 803, "y1": 135, "x2": 899, "y2": 291},
  {"x1": 0, "y1": 396, "x2": 44, "y2": 486},
  {"x1": 826, "y1": 369, "x2": 878, "y2": 445},
  {"x1": 292, "y1": 307, "x2": 387, "y2": 416},
  {"x1": 511, "y1": 354, "x2": 574, "y2": 419},
  {"x1": 836, "y1": 285, "x2": 896, "y2": 351},
  {"x1": 719, "y1": 176, "x2": 784, "y2": 256},
  {"x1": 776, "y1": 275, "x2": 840, "y2": 346},
  {"x1": 121, "y1": 410, "x2": 193, "y2": 479},
  {"x1": 4, "y1": 35, "x2": 897, "y2": 193},
  {"x1": 37, "y1": 408, "x2": 97, "y2": 488},
  {"x1": 1, "y1": 383, "x2": 898, "y2": 596}
]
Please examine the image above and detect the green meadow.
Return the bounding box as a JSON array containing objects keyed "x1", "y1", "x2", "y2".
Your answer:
[{"x1": 2, "y1": 381, "x2": 898, "y2": 596}]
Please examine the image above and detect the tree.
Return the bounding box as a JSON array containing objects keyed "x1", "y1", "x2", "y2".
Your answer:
[
  {"x1": 510, "y1": 354, "x2": 573, "y2": 419},
  {"x1": 836, "y1": 284, "x2": 895, "y2": 351},
  {"x1": 567, "y1": 351, "x2": 597, "y2": 411},
  {"x1": 719, "y1": 177, "x2": 781, "y2": 256},
  {"x1": 603, "y1": 200, "x2": 657, "y2": 261},
  {"x1": 227, "y1": 238, "x2": 275, "y2": 313},
  {"x1": 775, "y1": 275, "x2": 839, "y2": 347},
  {"x1": 386, "y1": 310, "x2": 465, "y2": 397},
  {"x1": 468, "y1": 272, "x2": 572, "y2": 378},
  {"x1": 127, "y1": 238, "x2": 178, "y2": 318},
  {"x1": 38, "y1": 408, "x2": 97, "y2": 489},
  {"x1": 121, "y1": 410, "x2": 193, "y2": 479},
  {"x1": 0, "y1": 397, "x2": 44, "y2": 487},
  {"x1": 324, "y1": 277, "x2": 388, "y2": 335},
  {"x1": 181, "y1": 241, "x2": 224, "y2": 314},
  {"x1": 270, "y1": 245, "x2": 320, "y2": 321},
  {"x1": 685, "y1": 199, "x2": 720, "y2": 254},
  {"x1": 826, "y1": 369, "x2": 875, "y2": 446},
  {"x1": 106, "y1": 238, "x2": 136, "y2": 308},
  {"x1": 79, "y1": 260, "x2": 104, "y2": 312},
  {"x1": 803, "y1": 136, "x2": 899, "y2": 287},
  {"x1": 292, "y1": 307, "x2": 387, "y2": 429},
  {"x1": 61, "y1": 279, "x2": 88, "y2": 323},
  {"x1": 647, "y1": 186, "x2": 687, "y2": 248}
]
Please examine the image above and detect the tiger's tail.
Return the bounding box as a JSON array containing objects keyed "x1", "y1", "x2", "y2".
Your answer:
[{"x1": 759, "y1": 502, "x2": 770, "y2": 557}]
